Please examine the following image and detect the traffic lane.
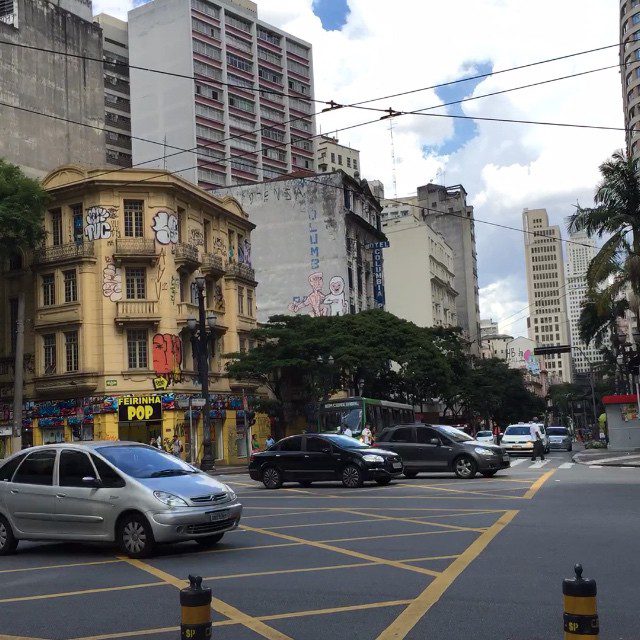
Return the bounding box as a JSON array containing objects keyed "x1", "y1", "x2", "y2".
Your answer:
[
  {"x1": 402, "y1": 464, "x2": 640, "y2": 640},
  {"x1": 0, "y1": 541, "x2": 118, "y2": 570}
]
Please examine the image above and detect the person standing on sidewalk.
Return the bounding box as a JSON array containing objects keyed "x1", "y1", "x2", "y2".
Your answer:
[{"x1": 530, "y1": 423, "x2": 545, "y2": 462}]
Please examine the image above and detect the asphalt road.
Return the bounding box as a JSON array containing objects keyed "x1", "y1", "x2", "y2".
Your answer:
[{"x1": 0, "y1": 450, "x2": 638, "y2": 640}]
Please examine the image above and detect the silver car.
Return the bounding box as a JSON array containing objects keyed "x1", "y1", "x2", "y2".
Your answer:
[
  {"x1": 0, "y1": 441, "x2": 242, "y2": 558},
  {"x1": 547, "y1": 426, "x2": 572, "y2": 451}
]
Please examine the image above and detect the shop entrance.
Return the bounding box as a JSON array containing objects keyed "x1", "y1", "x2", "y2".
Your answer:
[{"x1": 119, "y1": 420, "x2": 163, "y2": 445}]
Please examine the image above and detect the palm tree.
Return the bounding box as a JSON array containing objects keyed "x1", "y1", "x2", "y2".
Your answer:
[
  {"x1": 579, "y1": 288, "x2": 628, "y2": 349},
  {"x1": 569, "y1": 150, "x2": 640, "y2": 320}
]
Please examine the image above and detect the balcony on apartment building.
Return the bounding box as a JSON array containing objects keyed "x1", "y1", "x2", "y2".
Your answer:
[
  {"x1": 115, "y1": 300, "x2": 161, "y2": 327},
  {"x1": 33, "y1": 242, "x2": 96, "y2": 267},
  {"x1": 34, "y1": 370, "x2": 100, "y2": 397},
  {"x1": 226, "y1": 262, "x2": 256, "y2": 283},
  {"x1": 113, "y1": 238, "x2": 157, "y2": 264},
  {"x1": 174, "y1": 243, "x2": 201, "y2": 271},
  {"x1": 201, "y1": 253, "x2": 226, "y2": 277}
]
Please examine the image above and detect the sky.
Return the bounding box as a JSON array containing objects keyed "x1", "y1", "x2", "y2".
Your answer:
[{"x1": 93, "y1": 0, "x2": 623, "y2": 338}]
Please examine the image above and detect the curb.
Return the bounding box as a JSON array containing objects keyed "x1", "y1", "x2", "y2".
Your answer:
[{"x1": 572, "y1": 452, "x2": 640, "y2": 467}]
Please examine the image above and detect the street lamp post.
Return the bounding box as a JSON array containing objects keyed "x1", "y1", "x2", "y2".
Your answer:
[{"x1": 187, "y1": 273, "x2": 217, "y2": 472}]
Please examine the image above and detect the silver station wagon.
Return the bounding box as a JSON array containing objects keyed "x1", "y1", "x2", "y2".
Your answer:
[{"x1": 0, "y1": 441, "x2": 242, "y2": 558}]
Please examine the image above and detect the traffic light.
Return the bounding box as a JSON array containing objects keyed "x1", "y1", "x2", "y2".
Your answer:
[{"x1": 533, "y1": 345, "x2": 572, "y2": 356}]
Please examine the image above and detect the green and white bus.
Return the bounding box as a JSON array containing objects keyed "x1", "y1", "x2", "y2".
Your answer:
[{"x1": 318, "y1": 397, "x2": 415, "y2": 436}]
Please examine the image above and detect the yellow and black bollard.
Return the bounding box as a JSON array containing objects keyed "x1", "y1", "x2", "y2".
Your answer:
[
  {"x1": 563, "y1": 564, "x2": 599, "y2": 639},
  {"x1": 180, "y1": 574, "x2": 212, "y2": 640}
]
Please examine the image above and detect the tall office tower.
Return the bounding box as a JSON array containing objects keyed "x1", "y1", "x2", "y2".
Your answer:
[
  {"x1": 620, "y1": 0, "x2": 640, "y2": 165},
  {"x1": 523, "y1": 208, "x2": 573, "y2": 383},
  {"x1": 0, "y1": 0, "x2": 105, "y2": 177},
  {"x1": 565, "y1": 229, "x2": 604, "y2": 375},
  {"x1": 128, "y1": 0, "x2": 316, "y2": 189},
  {"x1": 416, "y1": 184, "x2": 481, "y2": 351}
]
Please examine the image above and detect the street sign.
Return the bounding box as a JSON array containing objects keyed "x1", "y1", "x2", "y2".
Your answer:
[
  {"x1": 533, "y1": 345, "x2": 572, "y2": 356},
  {"x1": 192, "y1": 398, "x2": 206, "y2": 408},
  {"x1": 365, "y1": 241, "x2": 390, "y2": 249}
]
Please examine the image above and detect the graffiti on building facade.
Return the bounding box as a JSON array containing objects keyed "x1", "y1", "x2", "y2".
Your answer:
[
  {"x1": 189, "y1": 227, "x2": 204, "y2": 247},
  {"x1": 102, "y1": 258, "x2": 122, "y2": 301},
  {"x1": 169, "y1": 275, "x2": 179, "y2": 304},
  {"x1": 240, "y1": 239, "x2": 252, "y2": 267},
  {"x1": 152, "y1": 334, "x2": 183, "y2": 386},
  {"x1": 289, "y1": 272, "x2": 348, "y2": 317},
  {"x1": 324, "y1": 276, "x2": 347, "y2": 316},
  {"x1": 152, "y1": 211, "x2": 179, "y2": 245},
  {"x1": 212, "y1": 236, "x2": 226, "y2": 257},
  {"x1": 85, "y1": 206, "x2": 116, "y2": 241},
  {"x1": 154, "y1": 249, "x2": 167, "y2": 300}
]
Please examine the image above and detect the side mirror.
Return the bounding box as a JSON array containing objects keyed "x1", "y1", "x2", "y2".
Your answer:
[
  {"x1": 429, "y1": 438, "x2": 441, "y2": 446},
  {"x1": 322, "y1": 448, "x2": 332, "y2": 454},
  {"x1": 82, "y1": 476, "x2": 102, "y2": 488}
]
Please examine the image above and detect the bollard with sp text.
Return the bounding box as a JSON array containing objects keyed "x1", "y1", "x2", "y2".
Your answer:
[
  {"x1": 563, "y1": 564, "x2": 599, "y2": 639},
  {"x1": 180, "y1": 575, "x2": 212, "y2": 640}
]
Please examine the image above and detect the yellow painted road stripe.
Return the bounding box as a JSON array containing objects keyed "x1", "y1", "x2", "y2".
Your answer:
[
  {"x1": 243, "y1": 509, "x2": 337, "y2": 519},
  {"x1": 0, "y1": 559, "x2": 122, "y2": 575},
  {"x1": 321, "y1": 529, "x2": 483, "y2": 544},
  {"x1": 120, "y1": 557, "x2": 293, "y2": 640},
  {"x1": 241, "y1": 524, "x2": 443, "y2": 578},
  {"x1": 376, "y1": 510, "x2": 519, "y2": 640},
  {"x1": 261, "y1": 517, "x2": 382, "y2": 531},
  {"x1": 69, "y1": 627, "x2": 179, "y2": 640},
  {"x1": 337, "y1": 508, "x2": 485, "y2": 533},
  {"x1": 203, "y1": 561, "x2": 381, "y2": 581},
  {"x1": 523, "y1": 470, "x2": 556, "y2": 499},
  {"x1": 393, "y1": 483, "x2": 523, "y2": 500}
]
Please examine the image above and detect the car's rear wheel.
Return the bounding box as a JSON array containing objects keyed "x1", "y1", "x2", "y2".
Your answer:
[
  {"x1": 0, "y1": 515, "x2": 18, "y2": 556},
  {"x1": 481, "y1": 470, "x2": 498, "y2": 478},
  {"x1": 567, "y1": 445, "x2": 573, "y2": 452},
  {"x1": 299, "y1": 481, "x2": 312, "y2": 487},
  {"x1": 375, "y1": 478, "x2": 392, "y2": 486},
  {"x1": 195, "y1": 533, "x2": 224, "y2": 548},
  {"x1": 118, "y1": 514, "x2": 155, "y2": 558},
  {"x1": 454, "y1": 456, "x2": 477, "y2": 479},
  {"x1": 403, "y1": 471, "x2": 418, "y2": 479},
  {"x1": 262, "y1": 466, "x2": 283, "y2": 489},
  {"x1": 342, "y1": 464, "x2": 363, "y2": 488}
]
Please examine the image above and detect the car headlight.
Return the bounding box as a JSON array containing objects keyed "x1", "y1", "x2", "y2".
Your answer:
[
  {"x1": 362, "y1": 454, "x2": 384, "y2": 464},
  {"x1": 524, "y1": 442, "x2": 533, "y2": 448},
  {"x1": 153, "y1": 491, "x2": 188, "y2": 507},
  {"x1": 474, "y1": 447, "x2": 495, "y2": 456},
  {"x1": 225, "y1": 487, "x2": 237, "y2": 502}
]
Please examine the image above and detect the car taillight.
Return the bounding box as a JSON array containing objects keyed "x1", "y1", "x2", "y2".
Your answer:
[{"x1": 249, "y1": 454, "x2": 255, "y2": 462}]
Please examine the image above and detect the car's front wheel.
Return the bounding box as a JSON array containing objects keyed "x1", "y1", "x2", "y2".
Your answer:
[
  {"x1": 0, "y1": 515, "x2": 18, "y2": 556},
  {"x1": 262, "y1": 466, "x2": 283, "y2": 489},
  {"x1": 342, "y1": 464, "x2": 363, "y2": 488},
  {"x1": 454, "y1": 456, "x2": 477, "y2": 479},
  {"x1": 195, "y1": 533, "x2": 224, "y2": 548},
  {"x1": 118, "y1": 514, "x2": 155, "y2": 558}
]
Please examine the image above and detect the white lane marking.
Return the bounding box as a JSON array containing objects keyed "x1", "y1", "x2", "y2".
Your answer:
[
  {"x1": 509, "y1": 459, "x2": 525, "y2": 467},
  {"x1": 581, "y1": 454, "x2": 640, "y2": 465},
  {"x1": 529, "y1": 460, "x2": 549, "y2": 469},
  {"x1": 558, "y1": 462, "x2": 574, "y2": 469},
  {"x1": 590, "y1": 465, "x2": 603, "y2": 468}
]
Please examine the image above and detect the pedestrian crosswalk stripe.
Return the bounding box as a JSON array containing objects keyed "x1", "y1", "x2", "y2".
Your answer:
[
  {"x1": 558, "y1": 462, "x2": 574, "y2": 469},
  {"x1": 590, "y1": 465, "x2": 603, "y2": 468},
  {"x1": 530, "y1": 460, "x2": 549, "y2": 469},
  {"x1": 510, "y1": 459, "x2": 525, "y2": 467}
]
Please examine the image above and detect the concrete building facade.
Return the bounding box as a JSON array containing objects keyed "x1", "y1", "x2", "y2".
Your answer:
[
  {"x1": 316, "y1": 136, "x2": 360, "y2": 178},
  {"x1": 94, "y1": 13, "x2": 132, "y2": 168},
  {"x1": 417, "y1": 184, "x2": 480, "y2": 349},
  {"x1": 523, "y1": 208, "x2": 573, "y2": 383},
  {"x1": 382, "y1": 209, "x2": 457, "y2": 328},
  {"x1": 0, "y1": 0, "x2": 106, "y2": 177},
  {"x1": 221, "y1": 171, "x2": 386, "y2": 322},
  {"x1": 620, "y1": 0, "x2": 640, "y2": 165},
  {"x1": 128, "y1": 0, "x2": 316, "y2": 190},
  {"x1": 0, "y1": 165, "x2": 263, "y2": 463},
  {"x1": 480, "y1": 318, "x2": 499, "y2": 339},
  {"x1": 565, "y1": 229, "x2": 603, "y2": 375}
]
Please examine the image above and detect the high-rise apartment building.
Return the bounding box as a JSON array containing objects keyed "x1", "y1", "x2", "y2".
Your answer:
[
  {"x1": 565, "y1": 229, "x2": 603, "y2": 375},
  {"x1": 620, "y1": 0, "x2": 640, "y2": 165},
  {"x1": 95, "y1": 13, "x2": 132, "y2": 168},
  {"x1": 480, "y1": 318, "x2": 500, "y2": 338},
  {"x1": 0, "y1": 0, "x2": 105, "y2": 177},
  {"x1": 128, "y1": 0, "x2": 316, "y2": 190},
  {"x1": 316, "y1": 136, "x2": 360, "y2": 178},
  {"x1": 523, "y1": 208, "x2": 572, "y2": 383},
  {"x1": 417, "y1": 184, "x2": 481, "y2": 350}
]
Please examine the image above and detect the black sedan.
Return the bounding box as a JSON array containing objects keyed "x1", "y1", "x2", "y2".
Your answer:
[
  {"x1": 248, "y1": 434, "x2": 403, "y2": 489},
  {"x1": 376, "y1": 424, "x2": 510, "y2": 479}
]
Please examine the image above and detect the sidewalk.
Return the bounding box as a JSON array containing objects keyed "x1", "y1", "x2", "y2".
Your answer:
[
  {"x1": 206, "y1": 464, "x2": 249, "y2": 476},
  {"x1": 573, "y1": 449, "x2": 640, "y2": 467}
]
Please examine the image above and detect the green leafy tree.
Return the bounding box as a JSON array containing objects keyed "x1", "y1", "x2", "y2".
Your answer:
[{"x1": 0, "y1": 159, "x2": 48, "y2": 258}]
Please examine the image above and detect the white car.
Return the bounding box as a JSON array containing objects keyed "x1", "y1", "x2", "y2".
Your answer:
[
  {"x1": 475, "y1": 430, "x2": 495, "y2": 444},
  {"x1": 500, "y1": 423, "x2": 550, "y2": 455}
]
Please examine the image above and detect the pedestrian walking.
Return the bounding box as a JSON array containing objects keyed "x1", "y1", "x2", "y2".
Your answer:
[
  {"x1": 265, "y1": 434, "x2": 276, "y2": 448},
  {"x1": 149, "y1": 436, "x2": 157, "y2": 448},
  {"x1": 530, "y1": 423, "x2": 545, "y2": 461},
  {"x1": 361, "y1": 423, "x2": 373, "y2": 446},
  {"x1": 171, "y1": 434, "x2": 183, "y2": 458},
  {"x1": 156, "y1": 435, "x2": 164, "y2": 450}
]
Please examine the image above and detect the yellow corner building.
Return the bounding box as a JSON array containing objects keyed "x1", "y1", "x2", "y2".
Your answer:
[{"x1": 0, "y1": 165, "x2": 268, "y2": 465}]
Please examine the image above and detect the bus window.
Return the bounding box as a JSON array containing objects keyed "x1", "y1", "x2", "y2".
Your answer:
[{"x1": 366, "y1": 405, "x2": 375, "y2": 428}]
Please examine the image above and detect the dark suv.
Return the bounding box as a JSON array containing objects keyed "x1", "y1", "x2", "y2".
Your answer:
[
  {"x1": 376, "y1": 424, "x2": 510, "y2": 479},
  {"x1": 248, "y1": 434, "x2": 403, "y2": 489}
]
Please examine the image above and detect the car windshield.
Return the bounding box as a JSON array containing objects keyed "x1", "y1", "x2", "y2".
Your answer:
[
  {"x1": 96, "y1": 445, "x2": 199, "y2": 479},
  {"x1": 476, "y1": 431, "x2": 492, "y2": 437},
  {"x1": 322, "y1": 434, "x2": 369, "y2": 449},
  {"x1": 547, "y1": 427, "x2": 568, "y2": 436},
  {"x1": 438, "y1": 426, "x2": 474, "y2": 442},
  {"x1": 504, "y1": 426, "x2": 532, "y2": 436}
]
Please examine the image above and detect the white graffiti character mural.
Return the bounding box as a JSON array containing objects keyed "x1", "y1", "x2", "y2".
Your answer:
[
  {"x1": 152, "y1": 211, "x2": 179, "y2": 245},
  {"x1": 324, "y1": 276, "x2": 347, "y2": 316},
  {"x1": 289, "y1": 273, "x2": 348, "y2": 317},
  {"x1": 85, "y1": 206, "x2": 113, "y2": 241}
]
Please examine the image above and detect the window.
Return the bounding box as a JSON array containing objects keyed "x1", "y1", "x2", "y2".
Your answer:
[
  {"x1": 42, "y1": 274, "x2": 55, "y2": 306},
  {"x1": 257, "y1": 27, "x2": 280, "y2": 45},
  {"x1": 347, "y1": 157, "x2": 351, "y2": 168},
  {"x1": 90, "y1": 455, "x2": 126, "y2": 488},
  {"x1": 416, "y1": 427, "x2": 441, "y2": 444},
  {"x1": 65, "y1": 331, "x2": 79, "y2": 372},
  {"x1": 127, "y1": 329, "x2": 148, "y2": 369},
  {"x1": 306, "y1": 437, "x2": 330, "y2": 453},
  {"x1": 63, "y1": 269, "x2": 77, "y2": 303},
  {"x1": 246, "y1": 289, "x2": 253, "y2": 316},
  {"x1": 43, "y1": 334, "x2": 56, "y2": 374},
  {"x1": 228, "y1": 95, "x2": 255, "y2": 113},
  {"x1": 237, "y1": 286, "x2": 245, "y2": 314},
  {"x1": 59, "y1": 450, "x2": 96, "y2": 487},
  {"x1": 191, "y1": 0, "x2": 220, "y2": 18},
  {"x1": 279, "y1": 436, "x2": 303, "y2": 451},
  {"x1": 195, "y1": 84, "x2": 219, "y2": 101},
  {"x1": 50, "y1": 209, "x2": 63, "y2": 246},
  {"x1": 353, "y1": 159, "x2": 358, "y2": 170},
  {"x1": 258, "y1": 66, "x2": 283, "y2": 84},
  {"x1": 227, "y1": 53, "x2": 252, "y2": 73},
  {"x1": 338, "y1": 154, "x2": 343, "y2": 165},
  {"x1": 125, "y1": 268, "x2": 146, "y2": 299},
  {"x1": 192, "y1": 17, "x2": 220, "y2": 39},
  {"x1": 194, "y1": 60, "x2": 222, "y2": 80},
  {"x1": 0, "y1": 453, "x2": 28, "y2": 482},
  {"x1": 13, "y1": 450, "x2": 56, "y2": 486},
  {"x1": 196, "y1": 124, "x2": 224, "y2": 141},
  {"x1": 192, "y1": 38, "x2": 221, "y2": 60},
  {"x1": 124, "y1": 200, "x2": 144, "y2": 237},
  {"x1": 390, "y1": 427, "x2": 413, "y2": 443},
  {"x1": 225, "y1": 13, "x2": 251, "y2": 32}
]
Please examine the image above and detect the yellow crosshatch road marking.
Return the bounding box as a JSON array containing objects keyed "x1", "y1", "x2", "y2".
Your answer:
[
  {"x1": 523, "y1": 470, "x2": 556, "y2": 498},
  {"x1": 0, "y1": 559, "x2": 123, "y2": 574},
  {"x1": 393, "y1": 483, "x2": 525, "y2": 499},
  {"x1": 260, "y1": 517, "x2": 384, "y2": 530},
  {"x1": 119, "y1": 557, "x2": 294, "y2": 640},
  {"x1": 337, "y1": 508, "x2": 486, "y2": 533},
  {"x1": 321, "y1": 529, "x2": 485, "y2": 544},
  {"x1": 376, "y1": 510, "x2": 519, "y2": 640},
  {"x1": 242, "y1": 508, "x2": 337, "y2": 519}
]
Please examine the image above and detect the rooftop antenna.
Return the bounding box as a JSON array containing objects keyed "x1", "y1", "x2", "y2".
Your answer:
[
  {"x1": 389, "y1": 117, "x2": 398, "y2": 199},
  {"x1": 163, "y1": 135, "x2": 167, "y2": 170}
]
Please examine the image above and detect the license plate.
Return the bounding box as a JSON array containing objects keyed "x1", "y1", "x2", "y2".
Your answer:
[
  {"x1": 208, "y1": 510, "x2": 229, "y2": 522},
  {"x1": 392, "y1": 462, "x2": 402, "y2": 470},
  {"x1": 502, "y1": 455, "x2": 510, "y2": 462}
]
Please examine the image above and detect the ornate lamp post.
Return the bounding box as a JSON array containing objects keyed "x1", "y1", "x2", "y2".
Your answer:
[{"x1": 187, "y1": 272, "x2": 217, "y2": 471}]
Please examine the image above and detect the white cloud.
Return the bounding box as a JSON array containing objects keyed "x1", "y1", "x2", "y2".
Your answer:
[{"x1": 92, "y1": 0, "x2": 623, "y2": 328}]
